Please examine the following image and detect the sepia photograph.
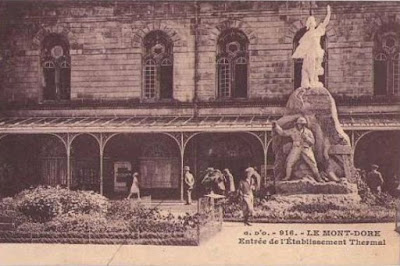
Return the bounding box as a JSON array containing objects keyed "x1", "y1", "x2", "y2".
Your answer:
[{"x1": 0, "y1": 0, "x2": 399, "y2": 265}]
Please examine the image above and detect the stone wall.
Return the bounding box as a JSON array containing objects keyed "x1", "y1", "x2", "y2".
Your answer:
[{"x1": 1, "y1": 1, "x2": 400, "y2": 104}]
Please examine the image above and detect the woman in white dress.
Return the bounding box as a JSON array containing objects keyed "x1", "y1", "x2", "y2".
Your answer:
[{"x1": 127, "y1": 172, "x2": 141, "y2": 200}]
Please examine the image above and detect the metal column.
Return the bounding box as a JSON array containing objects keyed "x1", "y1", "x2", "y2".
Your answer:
[
  {"x1": 180, "y1": 132, "x2": 184, "y2": 202},
  {"x1": 66, "y1": 133, "x2": 72, "y2": 189}
]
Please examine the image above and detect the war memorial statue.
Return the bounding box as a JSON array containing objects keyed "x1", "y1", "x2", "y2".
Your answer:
[
  {"x1": 292, "y1": 5, "x2": 331, "y2": 88},
  {"x1": 271, "y1": 5, "x2": 358, "y2": 198},
  {"x1": 272, "y1": 117, "x2": 322, "y2": 183}
]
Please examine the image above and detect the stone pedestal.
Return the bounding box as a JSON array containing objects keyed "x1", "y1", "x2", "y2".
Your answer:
[
  {"x1": 271, "y1": 193, "x2": 361, "y2": 207},
  {"x1": 275, "y1": 179, "x2": 357, "y2": 195}
]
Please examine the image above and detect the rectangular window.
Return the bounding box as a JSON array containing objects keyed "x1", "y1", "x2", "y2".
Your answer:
[
  {"x1": 60, "y1": 68, "x2": 71, "y2": 100},
  {"x1": 43, "y1": 68, "x2": 56, "y2": 100},
  {"x1": 392, "y1": 59, "x2": 400, "y2": 95},
  {"x1": 219, "y1": 64, "x2": 231, "y2": 98},
  {"x1": 144, "y1": 65, "x2": 156, "y2": 98},
  {"x1": 234, "y1": 63, "x2": 247, "y2": 98},
  {"x1": 374, "y1": 60, "x2": 387, "y2": 95},
  {"x1": 160, "y1": 65, "x2": 173, "y2": 99}
]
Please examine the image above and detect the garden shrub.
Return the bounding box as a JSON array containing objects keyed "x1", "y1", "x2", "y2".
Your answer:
[
  {"x1": 107, "y1": 200, "x2": 197, "y2": 233},
  {"x1": 104, "y1": 220, "x2": 130, "y2": 233},
  {"x1": 128, "y1": 218, "x2": 185, "y2": 233},
  {"x1": 18, "y1": 193, "x2": 63, "y2": 222},
  {"x1": 223, "y1": 193, "x2": 243, "y2": 218},
  {"x1": 223, "y1": 188, "x2": 397, "y2": 223},
  {"x1": 125, "y1": 205, "x2": 186, "y2": 233},
  {"x1": 357, "y1": 176, "x2": 377, "y2": 205},
  {"x1": 16, "y1": 186, "x2": 109, "y2": 222},
  {"x1": 0, "y1": 197, "x2": 28, "y2": 226},
  {"x1": 0, "y1": 197, "x2": 17, "y2": 211},
  {"x1": 357, "y1": 174, "x2": 400, "y2": 208},
  {"x1": 44, "y1": 213, "x2": 108, "y2": 233},
  {"x1": 373, "y1": 192, "x2": 400, "y2": 209},
  {"x1": 181, "y1": 212, "x2": 201, "y2": 228},
  {"x1": 107, "y1": 200, "x2": 194, "y2": 233},
  {"x1": 60, "y1": 189, "x2": 109, "y2": 216},
  {"x1": 107, "y1": 199, "x2": 143, "y2": 220},
  {"x1": 108, "y1": 200, "x2": 174, "y2": 221},
  {"x1": 17, "y1": 222, "x2": 46, "y2": 232}
]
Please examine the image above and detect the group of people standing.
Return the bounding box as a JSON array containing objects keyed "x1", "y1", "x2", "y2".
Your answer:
[
  {"x1": 183, "y1": 166, "x2": 236, "y2": 205},
  {"x1": 125, "y1": 165, "x2": 261, "y2": 226},
  {"x1": 184, "y1": 165, "x2": 261, "y2": 226},
  {"x1": 201, "y1": 168, "x2": 236, "y2": 196}
]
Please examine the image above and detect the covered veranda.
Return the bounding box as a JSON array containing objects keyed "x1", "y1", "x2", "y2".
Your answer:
[{"x1": 0, "y1": 114, "x2": 398, "y2": 199}]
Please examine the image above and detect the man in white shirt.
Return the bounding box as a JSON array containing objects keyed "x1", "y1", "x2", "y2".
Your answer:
[{"x1": 184, "y1": 166, "x2": 195, "y2": 205}]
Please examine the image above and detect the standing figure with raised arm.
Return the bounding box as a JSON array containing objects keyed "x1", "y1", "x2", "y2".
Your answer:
[
  {"x1": 292, "y1": 5, "x2": 331, "y2": 88},
  {"x1": 272, "y1": 117, "x2": 323, "y2": 182}
]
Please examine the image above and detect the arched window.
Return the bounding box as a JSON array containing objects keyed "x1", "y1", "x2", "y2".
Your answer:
[
  {"x1": 143, "y1": 30, "x2": 173, "y2": 100},
  {"x1": 293, "y1": 27, "x2": 327, "y2": 89},
  {"x1": 217, "y1": 29, "x2": 249, "y2": 98},
  {"x1": 41, "y1": 34, "x2": 71, "y2": 101},
  {"x1": 374, "y1": 32, "x2": 400, "y2": 96}
]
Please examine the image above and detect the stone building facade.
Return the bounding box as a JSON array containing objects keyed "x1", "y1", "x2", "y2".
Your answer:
[{"x1": 0, "y1": 1, "x2": 399, "y2": 199}]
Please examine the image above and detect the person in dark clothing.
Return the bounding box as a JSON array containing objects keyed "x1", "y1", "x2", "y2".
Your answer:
[
  {"x1": 126, "y1": 170, "x2": 133, "y2": 191},
  {"x1": 366, "y1": 164, "x2": 384, "y2": 194},
  {"x1": 214, "y1": 169, "x2": 226, "y2": 195},
  {"x1": 223, "y1": 168, "x2": 235, "y2": 195},
  {"x1": 201, "y1": 167, "x2": 215, "y2": 195}
]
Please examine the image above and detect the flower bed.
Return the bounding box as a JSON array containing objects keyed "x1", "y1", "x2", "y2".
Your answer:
[
  {"x1": 0, "y1": 186, "x2": 222, "y2": 245},
  {"x1": 223, "y1": 192, "x2": 398, "y2": 223},
  {"x1": 224, "y1": 176, "x2": 399, "y2": 224},
  {"x1": 16, "y1": 186, "x2": 109, "y2": 222},
  {"x1": 0, "y1": 231, "x2": 197, "y2": 245}
]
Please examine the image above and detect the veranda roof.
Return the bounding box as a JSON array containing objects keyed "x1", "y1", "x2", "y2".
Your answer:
[{"x1": 0, "y1": 114, "x2": 398, "y2": 134}]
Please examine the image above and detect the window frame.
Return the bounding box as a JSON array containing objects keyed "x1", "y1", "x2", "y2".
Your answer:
[
  {"x1": 143, "y1": 58, "x2": 157, "y2": 99},
  {"x1": 216, "y1": 29, "x2": 249, "y2": 99},
  {"x1": 40, "y1": 34, "x2": 71, "y2": 102},
  {"x1": 373, "y1": 32, "x2": 400, "y2": 96},
  {"x1": 142, "y1": 30, "x2": 174, "y2": 101}
]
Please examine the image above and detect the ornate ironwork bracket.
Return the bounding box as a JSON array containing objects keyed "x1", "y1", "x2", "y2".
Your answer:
[
  {"x1": 353, "y1": 130, "x2": 372, "y2": 150},
  {"x1": 163, "y1": 132, "x2": 201, "y2": 153},
  {"x1": 248, "y1": 130, "x2": 271, "y2": 152}
]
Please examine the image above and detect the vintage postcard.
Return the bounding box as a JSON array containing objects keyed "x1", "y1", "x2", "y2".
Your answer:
[{"x1": 0, "y1": 0, "x2": 399, "y2": 265}]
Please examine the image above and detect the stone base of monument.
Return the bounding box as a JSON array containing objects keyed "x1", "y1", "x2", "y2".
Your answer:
[
  {"x1": 270, "y1": 193, "x2": 361, "y2": 207},
  {"x1": 275, "y1": 179, "x2": 358, "y2": 195}
]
